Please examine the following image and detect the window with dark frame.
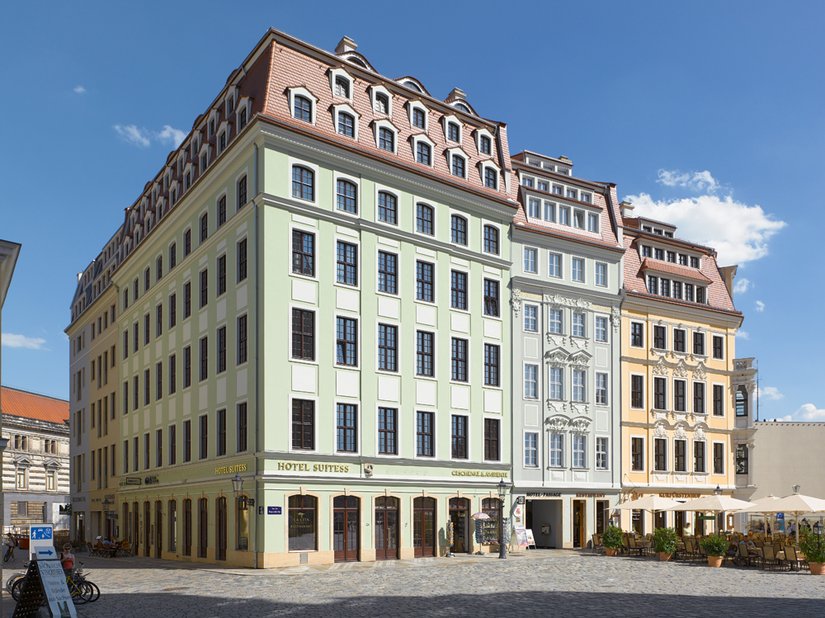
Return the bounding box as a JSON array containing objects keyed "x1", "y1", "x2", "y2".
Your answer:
[
  {"x1": 217, "y1": 195, "x2": 227, "y2": 227},
  {"x1": 416, "y1": 330, "x2": 434, "y2": 377},
  {"x1": 378, "y1": 407, "x2": 397, "y2": 455},
  {"x1": 694, "y1": 440, "x2": 706, "y2": 473},
  {"x1": 713, "y1": 384, "x2": 724, "y2": 416},
  {"x1": 483, "y1": 225, "x2": 499, "y2": 254},
  {"x1": 713, "y1": 335, "x2": 724, "y2": 359},
  {"x1": 674, "y1": 329, "x2": 686, "y2": 352},
  {"x1": 169, "y1": 293, "x2": 176, "y2": 328},
  {"x1": 237, "y1": 403, "x2": 248, "y2": 453},
  {"x1": 377, "y1": 251, "x2": 397, "y2": 294},
  {"x1": 337, "y1": 111, "x2": 355, "y2": 137},
  {"x1": 451, "y1": 337, "x2": 468, "y2": 382},
  {"x1": 451, "y1": 154, "x2": 466, "y2": 177},
  {"x1": 674, "y1": 379, "x2": 686, "y2": 412},
  {"x1": 416, "y1": 203, "x2": 434, "y2": 235},
  {"x1": 630, "y1": 322, "x2": 644, "y2": 347},
  {"x1": 237, "y1": 314, "x2": 248, "y2": 364},
  {"x1": 292, "y1": 166, "x2": 314, "y2": 201},
  {"x1": 217, "y1": 254, "x2": 226, "y2": 296},
  {"x1": 631, "y1": 437, "x2": 644, "y2": 471},
  {"x1": 416, "y1": 261, "x2": 434, "y2": 302},
  {"x1": 217, "y1": 326, "x2": 227, "y2": 373},
  {"x1": 451, "y1": 414, "x2": 467, "y2": 459},
  {"x1": 484, "y1": 344, "x2": 500, "y2": 386},
  {"x1": 217, "y1": 409, "x2": 227, "y2": 457},
  {"x1": 292, "y1": 230, "x2": 315, "y2": 276},
  {"x1": 291, "y1": 399, "x2": 314, "y2": 450},
  {"x1": 484, "y1": 167, "x2": 497, "y2": 189},
  {"x1": 200, "y1": 213, "x2": 208, "y2": 243},
  {"x1": 653, "y1": 325, "x2": 666, "y2": 349},
  {"x1": 336, "y1": 403, "x2": 357, "y2": 452},
  {"x1": 199, "y1": 336, "x2": 208, "y2": 381},
  {"x1": 631, "y1": 375, "x2": 644, "y2": 408},
  {"x1": 237, "y1": 238, "x2": 248, "y2": 282},
  {"x1": 199, "y1": 269, "x2": 208, "y2": 308},
  {"x1": 378, "y1": 324, "x2": 397, "y2": 372},
  {"x1": 713, "y1": 443, "x2": 724, "y2": 474},
  {"x1": 451, "y1": 215, "x2": 467, "y2": 245},
  {"x1": 479, "y1": 135, "x2": 492, "y2": 155},
  {"x1": 377, "y1": 191, "x2": 397, "y2": 224},
  {"x1": 674, "y1": 439, "x2": 687, "y2": 472},
  {"x1": 654, "y1": 438, "x2": 667, "y2": 471},
  {"x1": 694, "y1": 382, "x2": 705, "y2": 414},
  {"x1": 484, "y1": 418, "x2": 500, "y2": 461},
  {"x1": 288, "y1": 495, "x2": 317, "y2": 551},
  {"x1": 693, "y1": 332, "x2": 706, "y2": 355},
  {"x1": 183, "y1": 420, "x2": 191, "y2": 462},
  {"x1": 183, "y1": 281, "x2": 191, "y2": 318},
  {"x1": 483, "y1": 279, "x2": 500, "y2": 316},
  {"x1": 416, "y1": 141, "x2": 432, "y2": 166},
  {"x1": 412, "y1": 107, "x2": 426, "y2": 129},
  {"x1": 168, "y1": 354, "x2": 176, "y2": 395},
  {"x1": 378, "y1": 127, "x2": 395, "y2": 152},
  {"x1": 336, "y1": 179, "x2": 357, "y2": 214},
  {"x1": 451, "y1": 270, "x2": 468, "y2": 310},
  {"x1": 293, "y1": 95, "x2": 312, "y2": 122},
  {"x1": 417, "y1": 411, "x2": 434, "y2": 457},
  {"x1": 183, "y1": 346, "x2": 191, "y2": 388},
  {"x1": 291, "y1": 309, "x2": 315, "y2": 361},
  {"x1": 336, "y1": 241, "x2": 358, "y2": 286},
  {"x1": 336, "y1": 317, "x2": 358, "y2": 366},
  {"x1": 654, "y1": 377, "x2": 666, "y2": 410},
  {"x1": 199, "y1": 414, "x2": 208, "y2": 460}
]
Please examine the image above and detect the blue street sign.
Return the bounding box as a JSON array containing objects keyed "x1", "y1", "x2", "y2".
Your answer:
[
  {"x1": 36, "y1": 548, "x2": 57, "y2": 558},
  {"x1": 30, "y1": 526, "x2": 53, "y2": 540},
  {"x1": 267, "y1": 506, "x2": 282, "y2": 515}
]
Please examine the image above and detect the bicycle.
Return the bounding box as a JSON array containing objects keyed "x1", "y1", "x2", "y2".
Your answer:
[
  {"x1": 2, "y1": 536, "x2": 18, "y2": 563},
  {"x1": 11, "y1": 562, "x2": 100, "y2": 605}
]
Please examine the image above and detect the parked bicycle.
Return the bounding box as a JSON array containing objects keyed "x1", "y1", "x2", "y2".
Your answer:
[
  {"x1": 2, "y1": 534, "x2": 18, "y2": 563},
  {"x1": 10, "y1": 562, "x2": 100, "y2": 605}
]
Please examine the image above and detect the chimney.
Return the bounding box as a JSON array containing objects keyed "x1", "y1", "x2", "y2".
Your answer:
[
  {"x1": 445, "y1": 87, "x2": 466, "y2": 103},
  {"x1": 719, "y1": 265, "x2": 738, "y2": 298},
  {"x1": 558, "y1": 155, "x2": 571, "y2": 162},
  {"x1": 619, "y1": 200, "x2": 634, "y2": 217},
  {"x1": 335, "y1": 36, "x2": 357, "y2": 55}
]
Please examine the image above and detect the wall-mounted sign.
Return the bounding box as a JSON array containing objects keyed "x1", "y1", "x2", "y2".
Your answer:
[
  {"x1": 526, "y1": 492, "x2": 562, "y2": 497},
  {"x1": 450, "y1": 470, "x2": 508, "y2": 478},
  {"x1": 267, "y1": 506, "x2": 282, "y2": 515},
  {"x1": 276, "y1": 461, "x2": 351, "y2": 473},
  {"x1": 215, "y1": 463, "x2": 248, "y2": 475}
]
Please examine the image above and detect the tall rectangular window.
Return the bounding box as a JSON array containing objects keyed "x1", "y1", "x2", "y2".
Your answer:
[
  {"x1": 549, "y1": 366, "x2": 563, "y2": 400},
  {"x1": 291, "y1": 309, "x2": 315, "y2": 361},
  {"x1": 674, "y1": 379, "x2": 687, "y2": 412},
  {"x1": 694, "y1": 382, "x2": 706, "y2": 414},
  {"x1": 377, "y1": 192, "x2": 397, "y2": 224},
  {"x1": 653, "y1": 325, "x2": 666, "y2": 349},
  {"x1": 217, "y1": 195, "x2": 227, "y2": 227},
  {"x1": 450, "y1": 338, "x2": 468, "y2": 382},
  {"x1": 572, "y1": 369, "x2": 586, "y2": 402},
  {"x1": 693, "y1": 332, "x2": 706, "y2": 356},
  {"x1": 484, "y1": 344, "x2": 500, "y2": 386},
  {"x1": 524, "y1": 432, "x2": 538, "y2": 467},
  {"x1": 675, "y1": 439, "x2": 687, "y2": 472},
  {"x1": 483, "y1": 225, "x2": 499, "y2": 254},
  {"x1": 416, "y1": 203, "x2": 434, "y2": 234},
  {"x1": 183, "y1": 420, "x2": 191, "y2": 462},
  {"x1": 237, "y1": 175, "x2": 247, "y2": 208},
  {"x1": 336, "y1": 241, "x2": 358, "y2": 286},
  {"x1": 548, "y1": 253, "x2": 562, "y2": 278},
  {"x1": 735, "y1": 444, "x2": 749, "y2": 474},
  {"x1": 237, "y1": 314, "x2": 248, "y2": 364},
  {"x1": 572, "y1": 312, "x2": 585, "y2": 338},
  {"x1": 199, "y1": 336, "x2": 208, "y2": 381},
  {"x1": 524, "y1": 364, "x2": 538, "y2": 399},
  {"x1": 484, "y1": 418, "x2": 500, "y2": 461},
  {"x1": 169, "y1": 424, "x2": 176, "y2": 466},
  {"x1": 377, "y1": 407, "x2": 397, "y2": 455},
  {"x1": 674, "y1": 328, "x2": 686, "y2": 353},
  {"x1": 713, "y1": 335, "x2": 724, "y2": 359},
  {"x1": 199, "y1": 269, "x2": 208, "y2": 308},
  {"x1": 144, "y1": 313, "x2": 150, "y2": 345},
  {"x1": 416, "y1": 261, "x2": 434, "y2": 302},
  {"x1": 216, "y1": 409, "x2": 227, "y2": 457},
  {"x1": 156, "y1": 304, "x2": 163, "y2": 337},
  {"x1": 216, "y1": 326, "x2": 227, "y2": 373},
  {"x1": 572, "y1": 257, "x2": 585, "y2": 283},
  {"x1": 236, "y1": 403, "x2": 248, "y2": 453},
  {"x1": 336, "y1": 403, "x2": 357, "y2": 452},
  {"x1": 595, "y1": 372, "x2": 608, "y2": 405},
  {"x1": 156, "y1": 429, "x2": 163, "y2": 467},
  {"x1": 595, "y1": 262, "x2": 608, "y2": 287},
  {"x1": 377, "y1": 251, "x2": 397, "y2": 294},
  {"x1": 483, "y1": 279, "x2": 499, "y2": 317},
  {"x1": 155, "y1": 361, "x2": 163, "y2": 400},
  {"x1": 524, "y1": 305, "x2": 538, "y2": 332},
  {"x1": 416, "y1": 331, "x2": 434, "y2": 377},
  {"x1": 549, "y1": 433, "x2": 564, "y2": 467},
  {"x1": 417, "y1": 411, "x2": 434, "y2": 457},
  {"x1": 631, "y1": 437, "x2": 644, "y2": 471},
  {"x1": 237, "y1": 238, "x2": 248, "y2": 282},
  {"x1": 451, "y1": 215, "x2": 467, "y2": 245},
  {"x1": 523, "y1": 247, "x2": 537, "y2": 273},
  {"x1": 292, "y1": 230, "x2": 315, "y2": 277},
  {"x1": 713, "y1": 384, "x2": 724, "y2": 416},
  {"x1": 630, "y1": 322, "x2": 644, "y2": 347},
  {"x1": 183, "y1": 346, "x2": 191, "y2": 388},
  {"x1": 450, "y1": 270, "x2": 467, "y2": 310},
  {"x1": 336, "y1": 317, "x2": 357, "y2": 366},
  {"x1": 596, "y1": 437, "x2": 608, "y2": 470},
  {"x1": 654, "y1": 377, "x2": 667, "y2": 410},
  {"x1": 713, "y1": 443, "x2": 724, "y2": 474},
  {"x1": 548, "y1": 308, "x2": 563, "y2": 334},
  {"x1": 291, "y1": 399, "x2": 314, "y2": 450},
  {"x1": 595, "y1": 316, "x2": 608, "y2": 342},
  {"x1": 144, "y1": 432, "x2": 150, "y2": 469},
  {"x1": 217, "y1": 254, "x2": 226, "y2": 296},
  {"x1": 169, "y1": 293, "x2": 177, "y2": 328},
  {"x1": 694, "y1": 440, "x2": 706, "y2": 473},
  {"x1": 169, "y1": 242, "x2": 177, "y2": 269},
  {"x1": 199, "y1": 414, "x2": 208, "y2": 459},
  {"x1": 144, "y1": 368, "x2": 150, "y2": 405},
  {"x1": 631, "y1": 375, "x2": 644, "y2": 408},
  {"x1": 654, "y1": 438, "x2": 667, "y2": 471},
  {"x1": 572, "y1": 434, "x2": 586, "y2": 468},
  {"x1": 451, "y1": 415, "x2": 467, "y2": 459},
  {"x1": 184, "y1": 229, "x2": 191, "y2": 257},
  {"x1": 183, "y1": 281, "x2": 191, "y2": 318},
  {"x1": 378, "y1": 324, "x2": 398, "y2": 372}
]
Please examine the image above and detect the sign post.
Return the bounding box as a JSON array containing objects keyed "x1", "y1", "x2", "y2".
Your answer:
[{"x1": 29, "y1": 524, "x2": 54, "y2": 560}]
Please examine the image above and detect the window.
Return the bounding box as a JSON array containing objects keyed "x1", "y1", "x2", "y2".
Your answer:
[
  {"x1": 288, "y1": 495, "x2": 317, "y2": 551},
  {"x1": 653, "y1": 325, "x2": 666, "y2": 350},
  {"x1": 377, "y1": 191, "x2": 397, "y2": 224},
  {"x1": 199, "y1": 336, "x2": 208, "y2": 381},
  {"x1": 451, "y1": 338, "x2": 468, "y2": 382},
  {"x1": 483, "y1": 279, "x2": 500, "y2": 317},
  {"x1": 572, "y1": 369, "x2": 586, "y2": 402},
  {"x1": 693, "y1": 382, "x2": 706, "y2": 414},
  {"x1": 336, "y1": 403, "x2": 357, "y2": 452},
  {"x1": 524, "y1": 304, "x2": 538, "y2": 332},
  {"x1": 596, "y1": 437, "x2": 608, "y2": 470},
  {"x1": 549, "y1": 366, "x2": 564, "y2": 400},
  {"x1": 168, "y1": 353, "x2": 176, "y2": 395},
  {"x1": 451, "y1": 270, "x2": 467, "y2": 310},
  {"x1": 484, "y1": 419, "x2": 500, "y2": 461},
  {"x1": 675, "y1": 439, "x2": 687, "y2": 472},
  {"x1": 183, "y1": 420, "x2": 191, "y2": 462},
  {"x1": 217, "y1": 195, "x2": 227, "y2": 227},
  {"x1": 237, "y1": 314, "x2": 248, "y2": 365},
  {"x1": 588, "y1": 213, "x2": 600, "y2": 233},
  {"x1": 544, "y1": 309, "x2": 561, "y2": 336},
  {"x1": 236, "y1": 403, "x2": 247, "y2": 453},
  {"x1": 143, "y1": 313, "x2": 150, "y2": 345},
  {"x1": 292, "y1": 399, "x2": 314, "y2": 450},
  {"x1": 595, "y1": 262, "x2": 607, "y2": 287},
  {"x1": 571, "y1": 257, "x2": 585, "y2": 282},
  {"x1": 412, "y1": 107, "x2": 426, "y2": 129},
  {"x1": 654, "y1": 377, "x2": 667, "y2": 410},
  {"x1": 671, "y1": 379, "x2": 685, "y2": 412},
  {"x1": 292, "y1": 230, "x2": 315, "y2": 276},
  {"x1": 451, "y1": 215, "x2": 467, "y2": 245},
  {"x1": 416, "y1": 261, "x2": 434, "y2": 302},
  {"x1": 572, "y1": 434, "x2": 586, "y2": 468},
  {"x1": 216, "y1": 409, "x2": 226, "y2": 457},
  {"x1": 685, "y1": 283, "x2": 694, "y2": 302},
  {"x1": 694, "y1": 440, "x2": 706, "y2": 473},
  {"x1": 293, "y1": 95, "x2": 312, "y2": 122},
  {"x1": 713, "y1": 384, "x2": 724, "y2": 416},
  {"x1": 169, "y1": 242, "x2": 177, "y2": 269},
  {"x1": 292, "y1": 166, "x2": 314, "y2": 201},
  {"x1": 595, "y1": 316, "x2": 608, "y2": 342},
  {"x1": 630, "y1": 322, "x2": 644, "y2": 347},
  {"x1": 378, "y1": 408, "x2": 397, "y2": 455},
  {"x1": 336, "y1": 179, "x2": 357, "y2": 214},
  {"x1": 713, "y1": 335, "x2": 724, "y2": 359},
  {"x1": 631, "y1": 437, "x2": 644, "y2": 471},
  {"x1": 415, "y1": 141, "x2": 432, "y2": 166},
  {"x1": 673, "y1": 281, "x2": 683, "y2": 299},
  {"x1": 446, "y1": 121, "x2": 460, "y2": 142},
  {"x1": 183, "y1": 346, "x2": 191, "y2": 388},
  {"x1": 366, "y1": 250, "x2": 394, "y2": 295},
  {"x1": 199, "y1": 269, "x2": 208, "y2": 308},
  {"x1": 169, "y1": 293, "x2": 177, "y2": 329},
  {"x1": 479, "y1": 134, "x2": 492, "y2": 155},
  {"x1": 378, "y1": 324, "x2": 398, "y2": 372},
  {"x1": 417, "y1": 411, "x2": 434, "y2": 457},
  {"x1": 336, "y1": 317, "x2": 358, "y2": 366},
  {"x1": 291, "y1": 309, "x2": 315, "y2": 361},
  {"x1": 451, "y1": 414, "x2": 468, "y2": 459},
  {"x1": 336, "y1": 241, "x2": 358, "y2": 286},
  {"x1": 156, "y1": 304, "x2": 163, "y2": 337},
  {"x1": 690, "y1": 256, "x2": 700, "y2": 268},
  {"x1": 654, "y1": 438, "x2": 667, "y2": 471},
  {"x1": 143, "y1": 368, "x2": 150, "y2": 405},
  {"x1": 237, "y1": 175, "x2": 248, "y2": 209},
  {"x1": 660, "y1": 279, "x2": 671, "y2": 297},
  {"x1": 416, "y1": 331, "x2": 434, "y2": 377},
  {"x1": 549, "y1": 433, "x2": 564, "y2": 467},
  {"x1": 524, "y1": 364, "x2": 538, "y2": 399},
  {"x1": 595, "y1": 373, "x2": 608, "y2": 405},
  {"x1": 484, "y1": 344, "x2": 500, "y2": 386},
  {"x1": 523, "y1": 247, "x2": 537, "y2": 273},
  {"x1": 713, "y1": 443, "x2": 724, "y2": 474},
  {"x1": 674, "y1": 328, "x2": 686, "y2": 353},
  {"x1": 483, "y1": 225, "x2": 499, "y2": 254},
  {"x1": 647, "y1": 275, "x2": 658, "y2": 294},
  {"x1": 337, "y1": 111, "x2": 355, "y2": 137},
  {"x1": 199, "y1": 213, "x2": 208, "y2": 244},
  {"x1": 374, "y1": 92, "x2": 390, "y2": 114},
  {"x1": 156, "y1": 255, "x2": 163, "y2": 282},
  {"x1": 693, "y1": 332, "x2": 705, "y2": 355},
  {"x1": 451, "y1": 154, "x2": 465, "y2": 178},
  {"x1": 559, "y1": 206, "x2": 570, "y2": 226},
  {"x1": 572, "y1": 312, "x2": 585, "y2": 338},
  {"x1": 736, "y1": 386, "x2": 748, "y2": 417},
  {"x1": 378, "y1": 127, "x2": 395, "y2": 152},
  {"x1": 654, "y1": 248, "x2": 664, "y2": 260},
  {"x1": 416, "y1": 203, "x2": 434, "y2": 235},
  {"x1": 334, "y1": 75, "x2": 350, "y2": 98},
  {"x1": 484, "y1": 167, "x2": 498, "y2": 189},
  {"x1": 524, "y1": 432, "x2": 539, "y2": 468},
  {"x1": 199, "y1": 414, "x2": 208, "y2": 459},
  {"x1": 544, "y1": 201, "x2": 556, "y2": 222},
  {"x1": 217, "y1": 254, "x2": 226, "y2": 296},
  {"x1": 631, "y1": 375, "x2": 644, "y2": 408},
  {"x1": 527, "y1": 197, "x2": 540, "y2": 218},
  {"x1": 735, "y1": 444, "x2": 749, "y2": 474},
  {"x1": 547, "y1": 252, "x2": 562, "y2": 278}
]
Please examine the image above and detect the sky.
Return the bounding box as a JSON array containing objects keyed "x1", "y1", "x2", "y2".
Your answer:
[{"x1": 1, "y1": 1, "x2": 822, "y2": 421}]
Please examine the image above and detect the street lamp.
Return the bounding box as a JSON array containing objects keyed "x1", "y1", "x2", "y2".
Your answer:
[
  {"x1": 101, "y1": 497, "x2": 112, "y2": 539},
  {"x1": 232, "y1": 473, "x2": 244, "y2": 496},
  {"x1": 793, "y1": 484, "x2": 801, "y2": 494},
  {"x1": 714, "y1": 485, "x2": 722, "y2": 496},
  {"x1": 497, "y1": 479, "x2": 509, "y2": 560}
]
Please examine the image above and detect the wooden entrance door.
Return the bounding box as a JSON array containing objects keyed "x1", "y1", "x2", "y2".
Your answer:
[
  {"x1": 333, "y1": 496, "x2": 359, "y2": 562},
  {"x1": 216, "y1": 497, "x2": 227, "y2": 561},
  {"x1": 154, "y1": 501, "x2": 163, "y2": 558},
  {"x1": 573, "y1": 500, "x2": 586, "y2": 548},
  {"x1": 375, "y1": 497, "x2": 399, "y2": 560},
  {"x1": 449, "y1": 498, "x2": 470, "y2": 553},
  {"x1": 413, "y1": 497, "x2": 436, "y2": 557}
]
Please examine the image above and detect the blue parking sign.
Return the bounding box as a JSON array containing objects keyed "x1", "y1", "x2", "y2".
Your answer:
[{"x1": 30, "y1": 526, "x2": 53, "y2": 540}]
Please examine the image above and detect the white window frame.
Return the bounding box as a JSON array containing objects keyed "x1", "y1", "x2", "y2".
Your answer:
[
  {"x1": 288, "y1": 395, "x2": 319, "y2": 454},
  {"x1": 442, "y1": 114, "x2": 463, "y2": 144},
  {"x1": 630, "y1": 373, "x2": 646, "y2": 409},
  {"x1": 572, "y1": 434, "x2": 587, "y2": 469},
  {"x1": 288, "y1": 157, "x2": 320, "y2": 206},
  {"x1": 523, "y1": 246, "x2": 538, "y2": 274},
  {"x1": 544, "y1": 200, "x2": 556, "y2": 222},
  {"x1": 373, "y1": 119, "x2": 399, "y2": 154},
  {"x1": 475, "y1": 127, "x2": 494, "y2": 157},
  {"x1": 595, "y1": 262, "x2": 608, "y2": 287},
  {"x1": 524, "y1": 363, "x2": 539, "y2": 400},
  {"x1": 712, "y1": 440, "x2": 726, "y2": 475},
  {"x1": 370, "y1": 84, "x2": 393, "y2": 117},
  {"x1": 523, "y1": 303, "x2": 539, "y2": 333},
  {"x1": 548, "y1": 308, "x2": 563, "y2": 335},
  {"x1": 595, "y1": 436, "x2": 609, "y2": 471},
  {"x1": 571, "y1": 256, "x2": 585, "y2": 283},
  {"x1": 480, "y1": 161, "x2": 500, "y2": 190},
  {"x1": 572, "y1": 369, "x2": 586, "y2": 402},
  {"x1": 527, "y1": 196, "x2": 541, "y2": 218},
  {"x1": 548, "y1": 366, "x2": 564, "y2": 400},
  {"x1": 524, "y1": 432, "x2": 539, "y2": 468},
  {"x1": 333, "y1": 172, "x2": 361, "y2": 218},
  {"x1": 594, "y1": 315, "x2": 608, "y2": 343},
  {"x1": 331, "y1": 103, "x2": 360, "y2": 140},
  {"x1": 446, "y1": 147, "x2": 468, "y2": 178},
  {"x1": 572, "y1": 311, "x2": 586, "y2": 338},
  {"x1": 329, "y1": 68, "x2": 354, "y2": 101},
  {"x1": 411, "y1": 134, "x2": 435, "y2": 168},
  {"x1": 595, "y1": 372, "x2": 608, "y2": 406},
  {"x1": 287, "y1": 87, "x2": 318, "y2": 124},
  {"x1": 408, "y1": 100, "x2": 429, "y2": 132},
  {"x1": 549, "y1": 432, "x2": 564, "y2": 468},
  {"x1": 630, "y1": 435, "x2": 646, "y2": 472},
  {"x1": 548, "y1": 252, "x2": 563, "y2": 278}
]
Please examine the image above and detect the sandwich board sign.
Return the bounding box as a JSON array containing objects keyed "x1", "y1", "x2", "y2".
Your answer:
[
  {"x1": 29, "y1": 524, "x2": 54, "y2": 559},
  {"x1": 38, "y1": 558, "x2": 78, "y2": 618}
]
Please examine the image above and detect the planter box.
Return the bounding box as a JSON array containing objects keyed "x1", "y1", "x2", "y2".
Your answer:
[
  {"x1": 810, "y1": 562, "x2": 825, "y2": 575},
  {"x1": 707, "y1": 555, "x2": 724, "y2": 568}
]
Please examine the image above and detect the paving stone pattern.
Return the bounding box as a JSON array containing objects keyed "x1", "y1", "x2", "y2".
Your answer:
[{"x1": 7, "y1": 550, "x2": 825, "y2": 617}]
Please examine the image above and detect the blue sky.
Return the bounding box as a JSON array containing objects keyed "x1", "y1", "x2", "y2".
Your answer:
[{"x1": 1, "y1": 1, "x2": 822, "y2": 421}]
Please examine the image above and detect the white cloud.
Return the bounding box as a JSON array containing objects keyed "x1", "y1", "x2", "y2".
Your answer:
[
  {"x1": 733, "y1": 278, "x2": 751, "y2": 295},
  {"x1": 113, "y1": 124, "x2": 186, "y2": 149},
  {"x1": 114, "y1": 124, "x2": 151, "y2": 147},
  {"x1": 735, "y1": 330, "x2": 750, "y2": 340},
  {"x1": 73, "y1": 85, "x2": 86, "y2": 94},
  {"x1": 624, "y1": 192, "x2": 786, "y2": 266},
  {"x1": 657, "y1": 169, "x2": 720, "y2": 193},
  {"x1": 787, "y1": 403, "x2": 825, "y2": 421},
  {"x1": 157, "y1": 125, "x2": 186, "y2": 148},
  {"x1": 755, "y1": 300, "x2": 766, "y2": 313},
  {"x1": 757, "y1": 386, "x2": 784, "y2": 401},
  {"x1": 2, "y1": 333, "x2": 47, "y2": 350}
]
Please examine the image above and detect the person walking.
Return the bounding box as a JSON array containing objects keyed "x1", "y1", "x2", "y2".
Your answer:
[{"x1": 3, "y1": 533, "x2": 17, "y2": 563}]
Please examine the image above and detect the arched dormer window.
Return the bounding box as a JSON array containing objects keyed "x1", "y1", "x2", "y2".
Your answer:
[{"x1": 287, "y1": 87, "x2": 317, "y2": 124}]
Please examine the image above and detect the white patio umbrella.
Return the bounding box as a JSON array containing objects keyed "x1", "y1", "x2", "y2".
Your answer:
[
  {"x1": 738, "y1": 491, "x2": 825, "y2": 543},
  {"x1": 618, "y1": 495, "x2": 680, "y2": 511},
  {"x1": 669, "y1": 495, "x2": 754, "y2": 513}
]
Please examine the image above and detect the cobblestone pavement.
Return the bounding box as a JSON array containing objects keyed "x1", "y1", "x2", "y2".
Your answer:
[{"x1": 5, "y1": 550, "x2": 825, "y2": 617}]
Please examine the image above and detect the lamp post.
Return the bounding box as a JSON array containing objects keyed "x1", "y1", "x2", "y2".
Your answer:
[
  {"x1": 714, "y1": 485, "x2": 722, "y2": 496},
  {"x1": 232, "y1": 473, "x2": 244, "y2": 496},
  {"x1": 101, "y1": 497, "x2": 112, "y2": 539},
  {"x1": 0, "y1": 436, "x2": 8, "y2": 618},
  {"x1": 497, "y1": 479, "x2": 509, "y2": 560}
]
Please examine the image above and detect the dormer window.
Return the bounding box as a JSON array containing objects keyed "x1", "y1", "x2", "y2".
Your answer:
[
  {"x1": 690, "y1": 256, "x2": 700, "y2": 268},
  {"x1": 566, "y1": 187, "x2": 578, "y2": 200},
  {"x1": 338, "y1": 111, "x2": 355, "y2": 137},
  {"x1": 375, "y1": 121, "x2": 397, "y2": 153},
  {"x1": 453, "y1": 102, "x2": 472, "y2": 114},
  {"x1": 483, "y1": 166, "x2": 498, "y2": 190},
  {"x1": 580, "y1": 192, "x2": 592, "y2": 204},
  {"x1": 209, "y1": 118, "x2": 215, "y2": 137},
  {"x1": 479, "y1": 134, "x2": 492, "y2": 155},
  {"x1": 412, "y1": 107, "x2": 426, "y2": 129},
  {"x1": 447, "y1": 121, "x2": 460, "y2": 142},
  {"x1": 218, "y1": 131, "x2": 226, "y2": 154},
  {"x1": 238, "y1": 107, "x2": 248, "y2": 130},
  {"x1": 655, "y1": 248, "x2": 664, "y2": 260},
  {"x1": 415, "y1": 140, "x2": 432, "y2": 166},
  {"x1": 451, "y1": 153, "x2": 466, "y2": 178},
  {"x1": 588, "y1": 213, "x2": 599, "y2": 233},
  {"x1": 552, "y1": 184, "x2": 563, "y2": 196},
  {"x1": 294, "y1": 95, "x2": 312, "y2": 122},
  {"x1": 374, "y1": 92, "x2": 390, "y2": 114},
  {"x1": 334, "y1": 75, "x2": 350, "y2": 98}
]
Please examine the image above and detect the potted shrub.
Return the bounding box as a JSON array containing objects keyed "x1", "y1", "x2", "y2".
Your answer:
[
  {"x1": 699, "y1": 534, "x2": 729, "y2": 567},
  {"x1": 799, "y1": 532, "x2": 825, "y2": 575},
  {"x1": 601, "y1": 525, "x2": 624, "y2": 556},
  {"x1": 652, "y1": 527, "x2": 678, "y2": 561}
]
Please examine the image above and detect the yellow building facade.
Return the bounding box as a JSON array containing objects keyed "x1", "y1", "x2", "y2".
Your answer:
[{"x1": 619, "y1": 212, "x2": 743, "y2": 535}]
